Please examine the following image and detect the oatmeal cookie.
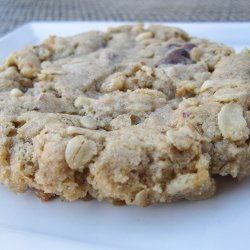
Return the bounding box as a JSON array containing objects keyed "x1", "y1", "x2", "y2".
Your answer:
[{"x1": 0, "y1": 24, "x2": 249, "y2": 206}]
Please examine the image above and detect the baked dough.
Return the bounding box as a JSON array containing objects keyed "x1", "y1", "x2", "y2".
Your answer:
[{"x1": 0, "y1": 24, "x2": 249, "y2": 206}]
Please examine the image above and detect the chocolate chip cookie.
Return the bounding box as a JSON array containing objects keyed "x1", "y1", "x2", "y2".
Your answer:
[{"x1": 0, "y1": 24, "x2": 249, "y2": 206}]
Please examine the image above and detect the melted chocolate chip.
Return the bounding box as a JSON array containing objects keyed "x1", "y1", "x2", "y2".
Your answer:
[{"x1": 156, "y1": 48, "x2": 192, "y2": 66}]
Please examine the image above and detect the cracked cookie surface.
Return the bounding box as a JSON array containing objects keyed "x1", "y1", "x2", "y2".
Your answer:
[{"x1": 0, "y1": 24, "x2": 249, "y2": 206}]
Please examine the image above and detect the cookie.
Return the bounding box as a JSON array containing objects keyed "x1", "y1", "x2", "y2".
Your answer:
[{"x1": 0, "y1": 24, "x2": 249, "y2": 206}]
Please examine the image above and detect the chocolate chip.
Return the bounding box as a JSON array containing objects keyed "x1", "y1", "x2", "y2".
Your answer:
[
  {"x1": 175, "y1": 48, "x2": 190, "y2": 58},
  {"x1": 156, "y1": 48, "x2": 192, "y2": 66},
  {"x1": 100, "y1": 41, "x2": 107, "y2": 48},
  {"x1": 183, "y1": 43, "x2": 196, "y2": 51},
  {"x1": 182, "y1": 111, "x2": 192, "y2": 118}
]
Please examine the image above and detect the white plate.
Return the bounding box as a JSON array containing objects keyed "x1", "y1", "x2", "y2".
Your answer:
[{"x1": 0, "y1": 22, "x2": 250, "y2": 250}]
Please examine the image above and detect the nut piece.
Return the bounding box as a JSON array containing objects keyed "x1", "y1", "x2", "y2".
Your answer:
[
  {"x1": 10, "y1": 88, "x2": 24, "y2": 97},
  {"x1": 65, "y1": 135, "x2": 97, "y2": 171},
  {"x1": 135, "y1": 32, "x2": 153, "y2": 42},
  {"x1": 100, "y1": 72, "x2": 125, "y2": 93},
  {"x1": 218, "y1": 103, "x2": 249, "y2": 141}
]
